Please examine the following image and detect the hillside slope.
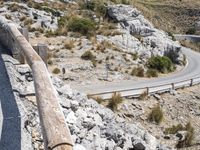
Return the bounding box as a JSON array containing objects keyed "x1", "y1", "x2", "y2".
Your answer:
[{"x1": 131, "y1": 0, "x2": 200, "y2": 34}]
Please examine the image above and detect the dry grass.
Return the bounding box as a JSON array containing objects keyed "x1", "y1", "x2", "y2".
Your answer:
[
  {"x1": 64, "y1": 40, "x2": 75, "y2": 50},
  {"x1": 131, "y1": 66, "x2": 145, "y2": 77},
  {"x1": 180, "y1": 40, "x2": 200, "y2": 52},
  {"x1": 148, "y1": 104, "x2": 164, "y2": 124},
  {"x1": 139, "y1": 90, "x2": 148, "y2": 100},
  {"x1": 93, "y1": 96, "x2": 104, "y2": 104},
  {"x1": 108, "y1": 92, "x2": 123, "y2": 111}
]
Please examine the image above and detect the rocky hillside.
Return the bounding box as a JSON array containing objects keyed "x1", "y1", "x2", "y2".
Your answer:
[
  {"x1": 4, "y1": 54, "x2": 172, "y2": 150},
  {"x1": 131, "y1": 0, "x2": 200, "y2": 35},
  {"x1": 0, "y1": 0, "x2": 185, "y2": 86},
  {"x1": 0, "y1": 0, "x2": 199, "y2": 150}
]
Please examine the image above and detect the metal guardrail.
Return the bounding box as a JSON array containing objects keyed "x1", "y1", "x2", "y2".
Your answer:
[
  {"x1": 0, "y1": 17, "x2": 73, "y2": 150},
  {"x1": 88, "y1": 76, "x2": 200, "y2": 99},
  {"x1": 174, "y1": 34, "x2": 200, "y2": 42}
]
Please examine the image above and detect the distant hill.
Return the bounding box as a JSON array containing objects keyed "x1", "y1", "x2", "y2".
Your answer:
[{"x1": 131, "y1": 0, "x2": 200, "y2": 35}]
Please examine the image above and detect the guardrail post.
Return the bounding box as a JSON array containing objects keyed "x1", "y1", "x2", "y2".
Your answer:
[
  {"x1": 171, "y1": 83, "x2": 175, "y2": 90},
  {"x1": 33, "y1": 44, "x2": 48, "y2": 66},
  {"x1": 17, "y1": 28, "x2": 29, "y2": 64},
  {"x1": 146, "y1": 87, "x2": 149, "y2": 95},
  {"x1": 18, "y1": 28, "x2": 29, "y2": 41},
  {"x1": 190, "y1": 79, "x2": 193, "y2": 86}
]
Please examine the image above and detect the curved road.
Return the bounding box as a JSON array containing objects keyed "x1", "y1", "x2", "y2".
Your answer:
[{"x1": 73, "y1": 47, "x2": 200, "y2": 98}]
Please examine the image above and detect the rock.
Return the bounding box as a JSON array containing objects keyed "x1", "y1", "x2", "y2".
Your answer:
[
  {"x1": 170, "y1": 89, "x2": 178, "y2": 95},
  {"x1": 144, "y1": 132, "x2": 158, "y2": 149},
  {"x1": 57, "y1": 84, "x2": 74, "y2": 98},
  {"x1": 73, "y1": 144, "x2": 86, "y2": 150},
  {"x1": 52, "y1": 76, "x2": 64, "y2": 88},
  {"x1": 70, "y1": 100, "x2": 79, "y2": 112},
  {"x1": 16, "y1": 64, "x2": 31, "y2": 75},
  {"x1": 107, "y1": 4, "x2": 154, "y2": 36},
  {"x1": 107, "y1": 4, "x2": 183, "y2": 64},
  {"x1": 176, "y1": 131, "x2": 188, "y2": 140},
  {"x1": 66, "y1": 111, "x2": 77, "y2": 124},
  {"x1": 132, "y1": 140, "x2": 146, "y2": 150},
  {"x1": 153, "y1": 94, "x2": 161, "y2": 100}
]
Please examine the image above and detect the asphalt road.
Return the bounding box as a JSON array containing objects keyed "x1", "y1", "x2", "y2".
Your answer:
[{"x1": 73, "y1": 47, "x2": 200, "y2": 97}]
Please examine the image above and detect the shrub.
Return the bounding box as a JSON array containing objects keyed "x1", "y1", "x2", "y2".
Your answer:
[
  {"x1": 47, "y1": 59, "x2": 53, "y2": 65},
  {"x1": 186, "y1": 27, "x2": 196, "y2": 35},
  {"x1": 139, "y1": 91, "x2": 148, "y2": 100},
  {"x1": 81, "y1": 51, "x2": 95, "y2": 60},
  {"x1": 164, "y1": 124, "x2": 184, "y2": 134},
  {"x1": 132, "y1": 52, "x2": 139, "y2": 60},
  {"x1": 131, "y1": 66, "x2": 144, "y2": 77},
  {"x1": 148, "y1": 104, "x2": 164, "y2": 124},
  {"x1": 176, "y1": 122, "x2": 194, "y2": 148},
  {"x1": 64, "y1": 40, "x2": 75, "y2": 50},
  {"x1": 121, "y1": 0, "x2": 130, "y2": 5},
  {"x1": 146, "y1": 69, "x2": 158, "y2": 77},
  {"x1": 92, "y1": 59, "x2": 97, "y2": 67},
  {"x1": 24, "y1": 18, "x2": 34, "y2": 26},
  {"x1": 108, "y1": 92, "x2": 123, "y2": 111},
  {"x1": 80, "y1": 0, "x2": 107, "y2": 16},
  {"x1": 93, "y1": 96, "x2": 104, "y2": 104},
  {"x1": 68, "y1": 17, "x2": 96, "y2": 36},
  {"x1": 147, "y1": 56, "x2": 173, "y2": 73},
  {"x1": 52, "y1": 67, "x2": 60, "y2": 74}
]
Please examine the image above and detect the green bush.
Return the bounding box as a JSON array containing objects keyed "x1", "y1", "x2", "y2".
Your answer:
[
  {"x1": 108, "y1": 92, "x2": 123, "y2": 111},
  {"x1": 146, "y1": 69, "x2": 158, "y2": 77},
  {"x1": 148, "y1": 104, "x2": 164, "y2": 124},
  {"x1": 80, "y1": 0, "x2": 107, "y2": 16},
  {"x1": 131, "y1": 66, "x2": 144, "y2": 77},
  {"x1": 81, "y1": 51, "x2": 95, "y2": 60},
  {"x1": 147, "y1": 56, "x2": 173, "y2": 73},
  {"x1": 68, "y1": 17, "x2": 96, "y2": 36}
]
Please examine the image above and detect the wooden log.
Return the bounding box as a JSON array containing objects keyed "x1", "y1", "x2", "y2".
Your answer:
[
  {"x1": 0, "y1": 18, "x2": 73, "y2": 150},
  {"x1": 32, "y1": 61, "x2": 73, "y2": 150}
]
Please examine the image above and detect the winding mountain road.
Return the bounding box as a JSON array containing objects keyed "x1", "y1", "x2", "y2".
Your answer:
[{"x1": 73, "y1": 47, "x2": 200, "y2": 99}]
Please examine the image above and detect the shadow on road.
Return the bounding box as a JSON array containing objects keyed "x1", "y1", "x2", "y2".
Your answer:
[{"x1": 0, "y1": 47, "x2": 21, "y2": 150}]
